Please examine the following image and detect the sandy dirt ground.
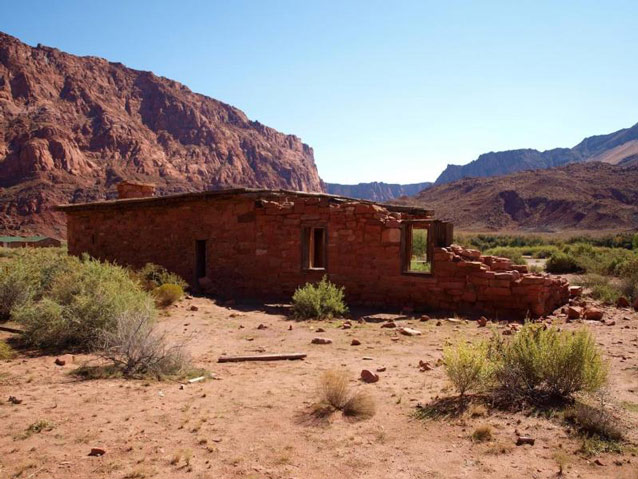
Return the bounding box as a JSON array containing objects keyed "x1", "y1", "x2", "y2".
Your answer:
[{"x1": 1, "y1": 296, "x2": 638, "y2": 479}]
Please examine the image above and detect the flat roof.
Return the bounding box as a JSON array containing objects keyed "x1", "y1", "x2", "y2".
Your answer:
[{"x1": 56, "y1": 188, "x2": 434, "y2": 216}]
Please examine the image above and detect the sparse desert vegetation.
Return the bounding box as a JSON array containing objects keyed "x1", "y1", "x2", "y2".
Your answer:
[
  {"x1": 1, "y1": 245, "x2": 638, "y2": 478},
  {"x1": 291, "y1": 276, "x2": 349, "y2": 320}
]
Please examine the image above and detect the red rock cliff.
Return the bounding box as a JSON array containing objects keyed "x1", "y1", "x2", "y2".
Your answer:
[{"x1": 0, "y1": 32, "x2": 324, "y2": 238}]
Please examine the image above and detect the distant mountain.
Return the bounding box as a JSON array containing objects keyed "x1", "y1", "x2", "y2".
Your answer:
[
  {"x1": 397, "y1": 162, "x2": 638, "y2": 232},
  {"x1": 435, "y1": 123, "x2": 638, "y2": 184},
  {"x1": 0, "y1": 32, "x2": 323, "y2": 238},
  {"x1": 325, "y1": 181, "x2": 432, "y2": 202}
]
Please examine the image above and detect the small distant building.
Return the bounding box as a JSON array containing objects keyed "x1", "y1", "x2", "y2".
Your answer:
[
  {"x1": 0, "y1": 235, "x2": 62, "y2": 248},
  {"x1": 57, "y1": 183, "x2": 569, "y2": 318}
]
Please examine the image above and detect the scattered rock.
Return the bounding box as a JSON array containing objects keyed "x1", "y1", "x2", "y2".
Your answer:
[
  {"x1": 257, "y1": 323, "x2": 267, "y2": 330},
  {"x1": 54, "y1": 358, "x2": 66, "y2": 366},
  {"x1": 189, "y1": 305, "x2": 199, "y2": 312},
  {"x1": 606, "y1": 320, "x2": 616, "y2": 326},
  {"x1": 88, "y1": 447, "x2": 106, "y2": 456},
  {"x1": 569, "y1": 286, "x2": 583, "y2": 297},
  {"x1": 351, "y1": 338, "x2": 361, "y2": 346},
  {"x1": 436, "y1": 320, "x2": 442, "y2": 326},
  {"x1": 311, "y1": 337, "x2": 332, "y2": 345},
  {"x1": 419, "y1": 360, "x2": 432, "y2": 371},
  {"x1": 567, "y1": 306, "x2": 582, "y2": 320},
  {"x1": 341, "y1": 321, "x2": 352, "y2": 329},
  {"x1": 516, "y1": 436, "x2": 535, "y2": 446},
  {"x1": 399, "y1": 327, "x2": 422, "y2": 336},
  {"x1": 361, "y1": 369, "x2": 379, "y2": 383},
  {"x1": 315, "y1": 327, "x2": 326, "y2": 333},
  {"x1": 477, "y1": 317, "x2": 488, "y2": 327},
  {"x1": 362, "y1": 356, "x2": 374, "y2": 360},
  {"x1": 584, "y1": 308, "x2": 604, "y2": 321},
  {"x1": 376, "y1": 366, "x2": 386, "y2": 372},
  {"x1": 381, "y1": 321, "x2": 397, "y2": 329},
  {"x1": 594, "y1": 458, "x2": 605, "y2": 466},
  {"x1": 288, "y1": 324, "x2": 293, "y2": 330},
  {"x1": 8, "y1": 396, "x2": 22, "y2": 404},
  {"x1": 616, "y1": 296, "x2": 630, "y2": 308},
  {"x1": 420, "y1": 315, "x2": 431, "y2": 322}
]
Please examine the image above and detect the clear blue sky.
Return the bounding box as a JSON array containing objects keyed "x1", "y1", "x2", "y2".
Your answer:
[{"x1": 2, "y1": 0, "x2": 637, "y2": 184}]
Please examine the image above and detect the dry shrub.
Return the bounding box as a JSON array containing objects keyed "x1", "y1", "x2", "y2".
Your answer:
[
  {"x1": 564, "y1": 396, "x2": 623, "y2": 441},
  {"x1": 471, "y1": 424, "x2": 493, "y2": 442},
  {"x1": 313, "y1": 370, "x2": 375, "y2": 420},
  {"x1": 0, "y1": 340, "x2": 15, "y2": 360},
  {"x1": 97, "y1": 307, "x2": 191, "y2": 378},
  {"x1": 343, "y1": 391, "x2": 376, "y2": 419},
  {"x1": 152, "y1": 283, "x2": 184, "y2": 307}
]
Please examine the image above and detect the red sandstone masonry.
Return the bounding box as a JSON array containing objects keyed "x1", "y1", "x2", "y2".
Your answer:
[{"x1": 60, "y1": 190, "x2": 569, "y2": 318}]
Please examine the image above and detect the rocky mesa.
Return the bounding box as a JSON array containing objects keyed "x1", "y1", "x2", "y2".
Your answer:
[{"x1": 0, "y1": 32, "x2": 323, "y2": 238}]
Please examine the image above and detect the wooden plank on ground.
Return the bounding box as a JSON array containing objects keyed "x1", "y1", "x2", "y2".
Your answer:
[{"x1": 218, "y1": 353, "x2": 307, "y2": 363}]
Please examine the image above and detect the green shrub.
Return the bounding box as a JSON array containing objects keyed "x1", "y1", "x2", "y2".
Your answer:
[
  {"x1": 576, "y1": 274, "x2": 628, "y2": 304},
  {"x1": 291, "y1": 276, "x2": 348, "y2": 320},
  {"x1": 152, "y1": 283, "x2": 184, "y2": 307},
  {"x1": 491, "y1": 323, "x2": 608, "y2": 401},
  {"x1": 133, "y1": 263, "x2": 187, "y2": 291},
  {"x1": 0, "y1": 248, "x2": 75, "y2": 321},
  {"x1": 483, "y1": 247, "x2": 526, "y2": 265},
  {"x1": 443, "y1": 340, "x2": 493, "y2": 397},
  {"x1": 0, "y1": 340, "x2": 16, "y2": 360},
  {"x1": 545, "y1": 252, "x2": 582, "y2": 274},
  {"x1": 14, "y1": 256, "x2": 153, "y2": 351}
]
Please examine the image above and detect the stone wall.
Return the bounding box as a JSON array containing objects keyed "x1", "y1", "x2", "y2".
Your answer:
[{"x1": 64, "y1": 191, "x2": 569, "y2": 318}]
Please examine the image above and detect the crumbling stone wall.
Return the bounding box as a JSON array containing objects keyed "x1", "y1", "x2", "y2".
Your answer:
[{"x1": 63, "y1": 191, "x2": 569, "y2": 318}]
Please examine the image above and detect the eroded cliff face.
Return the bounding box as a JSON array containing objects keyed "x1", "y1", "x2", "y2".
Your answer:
[{"x1": 0, "y1": 32, "x2": 324, "y2": 238}]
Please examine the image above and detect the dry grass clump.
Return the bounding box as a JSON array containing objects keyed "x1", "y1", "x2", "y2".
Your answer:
[
  {"x1": 443, "y1": 340, "x2": 492, "y2": 397},
  {"x1": 0, "y1": 340, "x2": 16, "y2": 360},
  {"x1": 471, "y1": 424, "x2": 493, "y2": 442},
  {"x1": 310, "y1": 370, "x2": 375, "y2": 421},
  {"x1": 152, "y1": 283, "x2": 184, "y2": 307}
]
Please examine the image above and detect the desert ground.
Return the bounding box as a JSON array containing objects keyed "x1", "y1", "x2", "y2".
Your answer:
[{"x1": 1, "y1": 292, "x2": 637, "y2": 479}]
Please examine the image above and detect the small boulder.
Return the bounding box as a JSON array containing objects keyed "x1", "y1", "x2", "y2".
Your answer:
[
  {"x1": 516, "y1": 436, "x2": 535, "y2": 446},
  {"x1": 376, "y1": 366, "x2": 386, "y2": 372},
  {"x1": 315, "y1": 327, "x2": 326, "y2": 333},
  {"x1": 616, "y1": 296, "x2": 630, "y2": 308},
  {"x1": 569, "y1": 286, "x2": 583, "y2": 297},
  {"x1": 420, "y1": 315, "x2": 431, "y2": 322},
  {"x1": 477, "y1": 317, "x2": 488, "y2": 327},
  {"x1": 257, "y1": 323, "x2": 267, "y2": 330},
  {"x1": 311, "y1": 337, "x2": 332, "y2": 345},
  {"x1": 88, "y1": 447, "x2": 106, "y2": 456},
  {"x1": 419, "y1": 360, "x2": 432, "y2": 371},
  {"x1": 584, "y1": 308, "x2": 604, "y2": 321},
  {"x1": 8, "y1": 396, "x2": 22, "y2": 405},
  {"x1": 361, "y1": 369, "x2": 379, "y2": 383},
  {"x1": 381, "y1": 321, "x2": 397, "y2": 329},
  {"x1": 399, "y1": 327, "x2": 422, "y2": 336},
  {"x1": 54, "y1": 358, "x2": 66, "y2": 366},
  {"x1": 351, "y1": 338, "x2": 361, "y2": 346},
  {"x1": 435, "y1": 320, "x2": 442, "y2": 326},
  {"x1": 567, "y1": 306, "x2": 582, "y2": 320},
  {"x1": 341, "y1": 321, "x2": 352, "y2": 329},
  {"x1": 189, "y1": 305, "x2": 199, "y2": 312}
]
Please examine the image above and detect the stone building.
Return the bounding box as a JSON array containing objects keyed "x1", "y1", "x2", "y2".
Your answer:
[{"x1": 57, "y1": 184, "x2": 569, "y2": 318}]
